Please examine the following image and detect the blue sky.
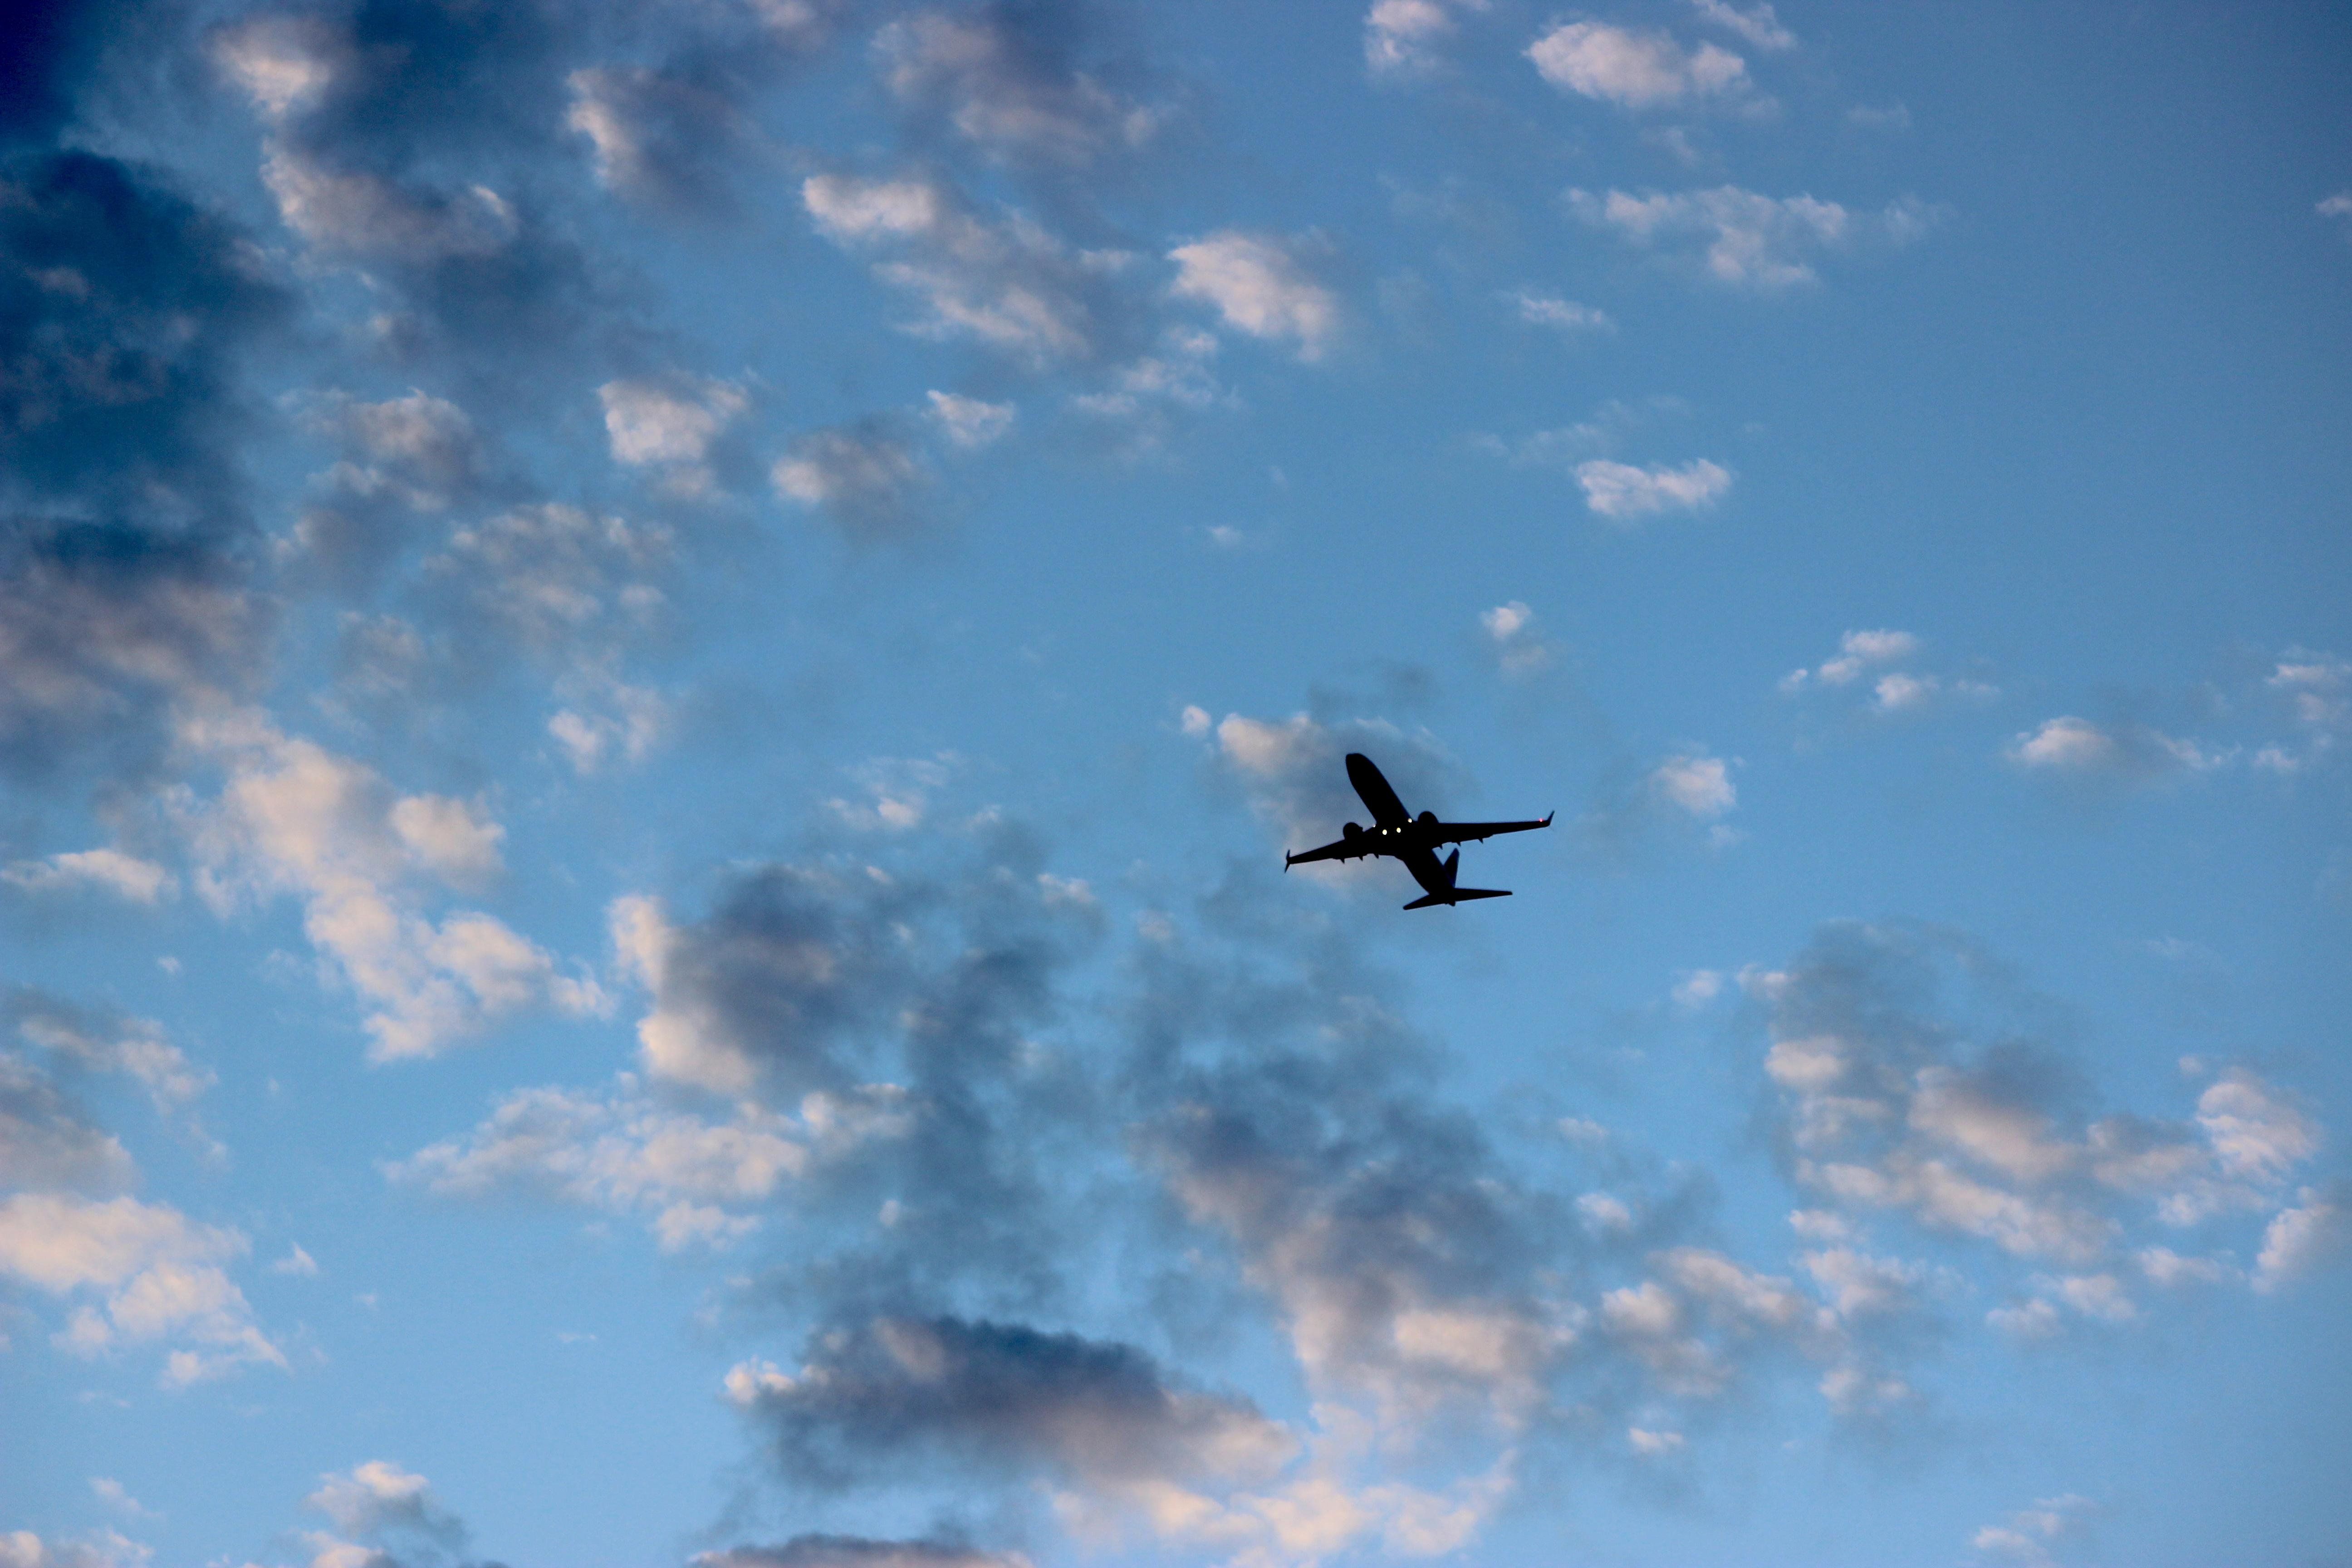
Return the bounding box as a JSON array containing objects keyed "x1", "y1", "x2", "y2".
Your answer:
[{"x1": 3, "y1": 2, "x2": 2348, "y2": 1566}]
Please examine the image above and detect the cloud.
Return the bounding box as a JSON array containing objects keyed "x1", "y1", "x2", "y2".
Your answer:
[
  {"x1": 0, "y1": 1529, "x2": 153, "y2": 1568},
  {"x1": 390, "y1": 1077, "x2": 911, "y2": 1251},
  {"x1": 1648, "y1": 755, "x2": 1736, "y2": 818},
  {"x1": 7, "y1": 990, "x2": 213, "y2": 1118},
  {"x1": 0, "y1": 1192, "x2": 283, "y2": 1384},
  {"x1": 1167, "y1": 231, "x2": 1343, "y2": 361},
  {"x1": 774, "y1": 420, "x2": 933, "y2": 538},
  {"x1": 567, "y1": 66, "x2": 757, "y2": 216},
  {"x1": 733, "y1": 1313, "x2": 1295, "y2": 1490},
  {"x1": 1364, "y1": 0, "x2": 1484, "y2": 79},
  {"x1": 804, "y1": 173, "x2": 1133, "y2": 366},
  {"x1": 2, "y1": 849, "x2": 175, "y2": 904},
  {"x1": 1754, "y1": 923, "x2": 2327, "y2": 1298},
  {"x1": 1567, "y1": 186, "x2": 1938, "y2": 289},
  {"x1": 697, "y1": 1541, "x2": 1030, "y2": 1568},
  {"x1": 1525, "y1": 23, "x2": 1748, "y2": 109},
  {"x1": 1480, "y1": 601, "x2": 1554, "y2": 676},
  {"x1": 2320, "y1": 191, "x2": 2352, "y2": 241},
  {"x1": 925, "y1": 391, "x2": 1016, "y2": 450},
  {"x1": 1501, "y1": 289, "x2": 1613, "y2": 336},
  {"x1": 599, "y1": 375, "x2": 749, "y2": 478},
  {"x1": 2253, "y1": 1185, "x2": 2349, "y2": 1292},
  {"x1": 1203, "y1": 709, "x2": 1463, "y2": 860},
  {"x1": 875, "y1": 6, "x2": 1163, "y2": 168},
  {"x1": 1688, "y1": 0, "x2": 1795, "y2": 52},
  {"x1": 1972, "y1": 1494, "x2": 2097, "y2": 1567},
  {"x1": 2005, "y1": 716, "x2": 2227, "y2": 779},
  {"x1": 184, "y1": 710, "x2": 601, "y2": 1060},
  {"x1": 1574, "y1": 458, "x2": 1732, "y2": 522}
]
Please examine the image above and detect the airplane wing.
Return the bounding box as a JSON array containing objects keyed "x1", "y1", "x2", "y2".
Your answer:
[
  {"x1": 1426, "y1": 813, "x2": 1553, "y2": 846},
  {"x1": 1284, "y1": 836, "x2": 1372, "y2": 869},
  {"x1": 1344, "y1": 753, "x2": 1412, "y2": 828}
]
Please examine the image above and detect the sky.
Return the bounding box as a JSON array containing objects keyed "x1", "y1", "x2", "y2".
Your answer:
[{"x1": 3, "y1": 1, "x2": 2349, "y2": 1566}]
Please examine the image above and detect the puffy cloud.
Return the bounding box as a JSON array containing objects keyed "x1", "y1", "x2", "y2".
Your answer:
[
  {"x1": 434, "y1": 502, "x2": 672, "y2": 662},
  {"x1": 185, "y1": 711, "x2": 600, "y2": 1061},
  {"x1": 0, "y1": 1529, "x2": 152, "y2": 1568},
  {"x1": 804, "y1": 174, "x2": 1132, "y2": 366},
  {"x1": 1649, "y1": 755, "x2": 1736, "y2": 818},
  {"x1": 7, "y1": 991, "x2": 212, "y2": 1117},
  {"x1": 1480, "y1": 601, "x2": 1554, "y2": 676},
  {"x1": 875, "y1": 6, "x2": 1162, "y2": 168},
  {"x1": 599, "y1": 376, "x2": 749, "y2": 471},
  {"x1": 1688, "y1": 0, "x2": 1795, "y2": 51},
  {"x1": 1574, "y1": 458, "x2": 1733, "y2": 522},
  {"x1": 774, "y1": 421, "x2": 932, "y2": 538},
  {"x1": 1759, "y1": 923, "x2": 2327, "y2": 1294},
  {"x1": 0, "y1": 1192, "x2": 283, "y2": 1384},
  {"x1": 2253, "y1": 1186, "x2": 2349, "y2": 1292},
  {"x1": 2005, "y1": 716, "x2": 2226, "y2": 779},
  {"x1": 734, "y1": 1314, "x2": 1296, "y2": 1490},
  {"x1": 1, "y1": 849, "x2": 175, "y2": 904},
  {"x1": 1567, "y1": 186, "x2": 1937, "y2": 289},
  {"x1": 1525, "y1": 23, "x2": 1748, "y2": 109},
  {"x1": 1167, "y1": 232, "x2": 1342, "y2": 361},
  {"x1": 1364, "y1": 0, "x2": 1484, "y2": 79}
]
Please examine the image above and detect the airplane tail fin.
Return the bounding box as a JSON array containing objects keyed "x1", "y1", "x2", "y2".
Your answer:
[{"x1": 1402, "y1": 888, "x2": 1510, "y2": 910}]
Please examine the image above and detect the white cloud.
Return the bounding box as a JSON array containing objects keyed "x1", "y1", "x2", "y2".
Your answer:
[
  {"x1": 598, "y1": 376, "x2": 748, "y2": 470},
  {"x1": 2006, "y1": 717, "x2": 2226, "y2": 778},
  {"x1": 926, "y1": 390, "x2": 1016, "y2": 449},
  {"x1": 2320, "y1": 191, "x2": 2352, "y2": 240},
  {"x1": 1574, "y1": 458, "x2": 1732, "y2": 522},
  {"x1": 3, "y1": 849, "x2": 176, "y2": 904},
  {"x1": 2253, "y1": 1186, "x2": 2348, "y2": 1292},
  {"x1": 0, "y1": 1529, "x2": 153, "y2": 1568},
  {"x1": 1568, "y1": 186, "x2": 1937, "y2": 289},
  {"x1": 1526, "y1": 22, "x2": 1747, "y2": 108},
  {"x1": 0, "y1": 1193, "x2": 283, "y2": 1385},
  {"x1": 260, "y1": 141, "x2": 515, "y2": 261},
  {"x1": 1480, "y1": 602, "x2": 1553, "y2": 675},
  {"x1": 1365, "y1": 0, "x2": 1484, "y2": 78},
  {"x1": 1627, "y1": 1426, "x2": 1685, "y2": 1455},
  {"x1": 269, "y1": 1244, "x2": 318, "y2": 1277},
  {"x1": 391, "y1": 1077, "x2": 910, "y2": 1250},
  {"x1": 1972, "y1": 1494, "x2": 2096, "y2": 1567},
  {"x1": 184, "y1": 711, "x2": 601, "y2": 1061},
  {"x1": 1168, "y1": 232, "x2": 1342, "y2": 361},
  {"x1": 11, "y1": 1001, "x2": 212, "y2": 1117},
  {"x1": 1501, "y1": 289, "x2": 1613, "y2": 335},
  {"x1": 1688, "y1": 0, "x2": 1794, "y2": 51},
  {"x1": 1649, "y1": 755, "x2": 1736, "y2": 818},
  {"x1": 804, "y1": 174, "x2": 1122, "y2": 365},
  {"x1": 211, "y1": 13, "x2": 344, "y2": 121}
]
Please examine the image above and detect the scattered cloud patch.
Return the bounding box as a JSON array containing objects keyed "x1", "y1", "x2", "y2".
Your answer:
[
  {"x1": 774, "y1": 421, "x2": 932, "y2": 538},
  {"x1": 2, "y1": 850, "x2": 176, "y2": 905},
  {"x1": 876, "y1": 6, "x2": 1163, "y2": 168},
  {"x1": 1568, "y1": 186, "x2": 1938, "y2": 289},
  {"x1": 1649, "y1": 755, "x2": 1736, "y2": 818},
  {"x1": 1575, "y1": 458, "x2": 1732, "y2": 523},
  {"x1": 1365, "y1": 0, "x2": 1485, "y2": 79},
  {"x1": 2006, "y1": 717, "x2": 2227, "y2": 780},
  {"x1": 1526, "y1": 22, "x2": 1748, "y2": 109},
  {"x1": 2319, "y1": 191, "x2": 2352, "y2": 242},
  {"x1": 1688, "y1": 0, "x2": 1794, "y2": 51},
  {"x1": 926, "y1": 391, "x2": 1016, "y2": 450},
  {"x1": 1168, "y1": 231, "x2": 1342, "y2": 361},
  {"x1": 1480, "y1": 601, "x2": 1554, "y2": 675},
  {"x1": 1502, "y1": 289, "x2": 1613, "y2": 336},
  {"x1": 1972, "y1": 1494, "x2": 2097, "y2": 1567}
]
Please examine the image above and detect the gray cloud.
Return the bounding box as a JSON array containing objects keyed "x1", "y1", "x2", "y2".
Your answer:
[
  {"x1": 875, "y1": 2, "x2": 1165, "y2": 172},
  {"x1": 696, "y1": 1539, "x2": 1029, "y2": 1568},
  {"x1": 0, "y1": 147, "x2": 287, "y2": 778},
  {"x1": 730, "y1": 1312, "x2": 1293, "y2": 1490}
]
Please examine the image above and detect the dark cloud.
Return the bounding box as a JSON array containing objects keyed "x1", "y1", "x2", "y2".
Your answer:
[
  {"x1": 734, "y1": 1313, "x2": 1291, "y2": 1490},
  {"x1": 696, "y1": 1539, "x2": 1025, "y2": 1568},
  {"x1": 874, "y1": 2, "x2": 1166, "y2": 173},
  {"x1": 0, "y1": 147, "x2": 286, "y2": 778},
  {"x1": 772, "y1": 418, "x2": 936, "y2": 539}
]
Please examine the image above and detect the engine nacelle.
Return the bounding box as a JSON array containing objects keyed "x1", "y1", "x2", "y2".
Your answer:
[
  {"x1": 1417, "y1": 810, "x2": 1438, "y2": 828},
  {"x1": 1343, "y1": 821, "x2": 1363, "y2": 840}
]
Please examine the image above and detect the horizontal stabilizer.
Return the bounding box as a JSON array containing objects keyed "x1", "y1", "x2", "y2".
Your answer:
[{"x1": 1401, "y1": 888, "x2": 1511, "y2": 910}]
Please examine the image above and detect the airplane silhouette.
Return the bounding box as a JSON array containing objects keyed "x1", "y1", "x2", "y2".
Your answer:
[{"x1": 1284, "y1": 752, "x2": 1552, "y2": 909}]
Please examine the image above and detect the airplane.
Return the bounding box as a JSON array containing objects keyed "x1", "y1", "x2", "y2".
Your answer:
[{"x1": 1284, "y1": 752, "x2": 1552, "y2": 910}]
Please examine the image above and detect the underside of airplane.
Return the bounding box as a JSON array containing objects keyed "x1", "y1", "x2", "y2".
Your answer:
[{"x1": 1284, "y1": 752, "x2": 1551, "y2": 909}]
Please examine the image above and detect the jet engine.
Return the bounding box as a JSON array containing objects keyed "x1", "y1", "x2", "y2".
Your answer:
[
  {"x1": 1417, "y1": 810, "x2": 1438, "y2": 828},
  {"x1": 1343, "y1": 821, "x2": 1363, "y2": 840}
]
